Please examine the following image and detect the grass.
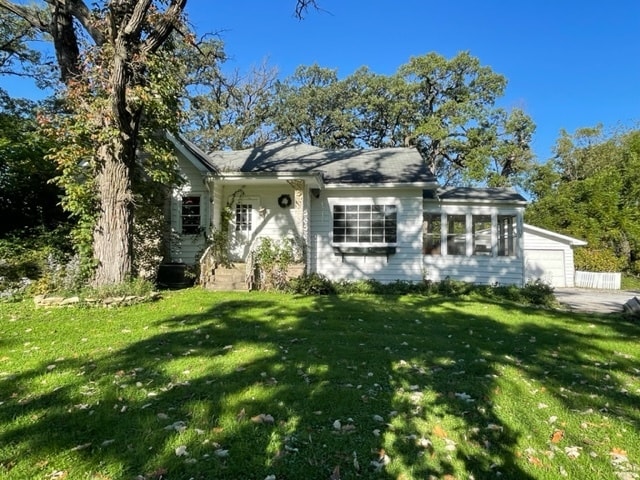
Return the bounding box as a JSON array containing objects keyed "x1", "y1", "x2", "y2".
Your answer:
[
  {"x1": 0, "y1": 289, "x2": 639, "y2": 480},
  {"x1": 622, "y1": 274, "x2": 640, "y2": 291}
]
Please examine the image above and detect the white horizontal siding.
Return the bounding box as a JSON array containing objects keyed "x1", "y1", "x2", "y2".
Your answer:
[
  {"x1": 220, "y1": 184, "x2": 301, "y2": 256},
  {"x1": 423, "y1": 255, "x2": 523, "y2": 285},
  {"x1": 169, "y1": 153, "x2": 210, "y2": 265},
  {"x1": 310, "y1": 188, "x2": 424, "y2": 283}
]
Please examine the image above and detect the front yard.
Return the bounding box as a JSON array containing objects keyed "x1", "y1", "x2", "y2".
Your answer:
[{"x1": 0, "y1": 289, "x2": 638, "y2": 479}]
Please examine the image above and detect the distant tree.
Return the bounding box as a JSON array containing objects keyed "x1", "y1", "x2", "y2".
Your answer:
[
  {"x1": 525, "y1": 126, "x2": 640, "y2": 272},
  {"x1": 269, "y1": 52, "x2": 535, "y2": 186},
  {"x1": 180, "y1": 37, "x2": 278, "y2": 151},
  {"x1": 271, "y1": 64, "x2": 358, "y2": 148}
]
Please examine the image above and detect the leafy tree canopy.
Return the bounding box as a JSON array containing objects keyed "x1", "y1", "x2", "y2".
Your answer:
[
  {"x1": 266, "y1": 52, "x2": 535, "y2": 186},
  {"x1": 0, "y1": 90, "x2": 68, "y2": 236},
  {"x1": 525, "y1": 125, "x2": 640, "y2": 273}
]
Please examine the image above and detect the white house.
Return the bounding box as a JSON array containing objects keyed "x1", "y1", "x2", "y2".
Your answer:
[{"x1": 165, "y1": 134, "x2": 584, "y2": 289}]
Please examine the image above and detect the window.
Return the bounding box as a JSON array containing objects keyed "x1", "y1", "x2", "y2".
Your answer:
[
  {"x1": 473, "y1": 215, "x2": 492, "y2": 255},
  {"x1": 235, "y1": 204, "x2": 253, "y2": 232},
  {"x1": 333, "y1": 205, "x2": 397, "y2": 244},
  {"x1": 423, "y1": 213, "x2": 442, "y2": 255},
  {"x1": 498, "y1": 215, "x2": 516, "y2": 256},
  {"x1": 446, "y1": 214, "x2": 466, "y2": 255},
  {"x1": 181, "y1": 196, "x2": 201, "y2": 235}
]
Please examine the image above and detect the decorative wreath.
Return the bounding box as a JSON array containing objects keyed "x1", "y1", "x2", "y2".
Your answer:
[{"x1": 278, "y1": 194, "x2": 292, "y2": 208}]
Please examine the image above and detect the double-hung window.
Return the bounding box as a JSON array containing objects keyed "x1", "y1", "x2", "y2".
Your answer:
[
  {"x1": 333, "y1": 205, "x2": 397, "y2": 245},
  {"x1": 181, "y1": 196, "x2": 201, "y2": 235}
]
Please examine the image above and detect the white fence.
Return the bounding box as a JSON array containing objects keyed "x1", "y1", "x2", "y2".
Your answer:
[{"x1": 574, "y1": 271, "x2": 621, "y2": 290}]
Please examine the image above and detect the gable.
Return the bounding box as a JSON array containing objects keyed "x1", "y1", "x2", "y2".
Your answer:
[{"x1": 523, "y1": 224, "x2": 587, "y2": 247}]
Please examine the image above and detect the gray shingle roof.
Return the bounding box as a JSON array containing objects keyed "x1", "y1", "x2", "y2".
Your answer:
[{"x1": 202, "y1": 139, "x2": 436, "y2": 185}]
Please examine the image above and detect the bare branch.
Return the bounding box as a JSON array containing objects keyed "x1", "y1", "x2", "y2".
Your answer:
[{"x1": 294, "y1": 0, "x2": 319, "y2": 19}]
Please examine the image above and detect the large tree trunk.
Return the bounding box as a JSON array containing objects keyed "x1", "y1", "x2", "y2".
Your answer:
[{"x1": 92, "y1": 140, "x2": 134, "y2": 286}]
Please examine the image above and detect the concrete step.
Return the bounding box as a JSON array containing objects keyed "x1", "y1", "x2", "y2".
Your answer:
[{"x1": 211, "y1": 263, "x2": 249, "y2": 291}]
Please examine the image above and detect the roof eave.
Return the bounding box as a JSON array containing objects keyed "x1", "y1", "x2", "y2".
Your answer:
[
  {"x1": 325, "y1": 181, "x2": 438, "y2": 189},
  {"x1": 425, "y1": 198, "x2": 528, "y2": 206},
  {"x1": 206, "y1": 171, "x2": 325, "y2": 189}
]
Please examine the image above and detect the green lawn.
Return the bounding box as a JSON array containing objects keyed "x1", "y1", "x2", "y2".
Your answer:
[{"x1": 0, "y1": 289, "x2": 638, "y2": 479}]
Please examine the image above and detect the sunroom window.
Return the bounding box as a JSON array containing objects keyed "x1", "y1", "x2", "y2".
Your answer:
[
  {"x1": 498, "y1": 215, "x2": 516, "y2": 256},
  {"x1": 423, "y1": 213, "x2": 442, "y2": 255},
  {"x1": 333, "y1": 205, "x2": 397, "y2": 244},
  {"x1": 446, "y1": 214, "x2": 466, "y2": 255},
  {"x1": 472, "y1": 215, "x2": 492, "y2": 255},
  {"x1": 181, "y1": 196, "x2": 201, "y2": 235}
]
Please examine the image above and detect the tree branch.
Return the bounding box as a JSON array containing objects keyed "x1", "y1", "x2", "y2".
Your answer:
[
  {"x1": 0, "y1": 0, "x2": 48, "y2": 31},
  {"x1": 141, "y1": 0, "x2": 187, "y2": 54},
  {"x1": 123, "y1": 0, "x2": 152, "y2": 38},
  {"x1": 67, "y1": 0, "x2": 105, "y2": 45}
]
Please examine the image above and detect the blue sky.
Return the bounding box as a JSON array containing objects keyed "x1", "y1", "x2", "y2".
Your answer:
[
  {"x1": 188, "y1": 0, "x2": 640, "y2": 161},
  {"x1": 2, "y1": 0, "x2": 638, "y2": 161}
]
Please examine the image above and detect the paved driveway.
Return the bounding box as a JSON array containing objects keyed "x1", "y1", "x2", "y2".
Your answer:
[{"x1": 554, "y1": 288, "x2": 640, "y2": 314}]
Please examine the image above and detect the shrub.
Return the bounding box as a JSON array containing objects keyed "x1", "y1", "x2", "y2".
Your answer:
[
  {"x1": 519, "y1": 279, "x2": 557, "y2": 307},
  {"x1": 287, "y1": 273, "x2": 336, "y2": 295},
  {"x1": 575, "y1": 247, "x2": 626, "y2": 272}
]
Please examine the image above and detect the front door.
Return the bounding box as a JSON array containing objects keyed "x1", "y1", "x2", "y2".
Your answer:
[{"x1": 230, "y1": 198, "x2": 259, "y2": 261}]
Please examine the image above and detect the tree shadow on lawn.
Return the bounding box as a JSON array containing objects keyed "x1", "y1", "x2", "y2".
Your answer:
[{"x1": 0, "y1": 293, "x2": 638, "y2": 479}]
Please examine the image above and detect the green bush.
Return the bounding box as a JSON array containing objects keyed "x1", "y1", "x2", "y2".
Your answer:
[
  {"x1": 575, "y1": 247, "x2": 626, "y2": 272},
  {"x1": 287, "y1": 273, "x2": 336, "y2": 295}
]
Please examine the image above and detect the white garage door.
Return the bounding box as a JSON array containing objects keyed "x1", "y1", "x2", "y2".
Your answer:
[{"x1": 524, "y1": 249, "x2": 566, "y2": 287}]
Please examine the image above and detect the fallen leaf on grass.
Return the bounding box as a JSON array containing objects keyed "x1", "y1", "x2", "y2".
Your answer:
[
  {"x1": 550, "y1": 429, "x2": 564, "y2": 443},
  {"x1": 370, "y1": 449, "x2": 391, "y2": 471},
  {"x1": 70, "y1": 443, "x2": 91, "y2": 452},
  {"x1": 565, "y1": 446, "x2": 582, "y2": 459},
  {"x1": 251, "y1": 413, "x2": 275, "y2": 424},
  {"x1": 329, "y1": 465, "x2": 341, "y2": 479},
  {"x1": 433, "y1": 425, "x2": 448, "y2": 438},
  {"x1": 528, "y1": 456, "x2": 543, "y2": 467},
  {"x1": 214, "y1": 448, "x2": 229, "y2": 457}
]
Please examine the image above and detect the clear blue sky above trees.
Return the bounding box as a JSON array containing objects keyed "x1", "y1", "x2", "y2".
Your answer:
[{"x1": 2, "y1": 0, "x2": 638, "y2": 161}]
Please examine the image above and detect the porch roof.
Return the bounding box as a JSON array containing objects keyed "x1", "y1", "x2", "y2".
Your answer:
[
  {"x1": 424, "y1": 187, "x2": 528, "y2": 204},
  {"x1": 202, "y1": 139, "x2": 437, "y2": 186}
]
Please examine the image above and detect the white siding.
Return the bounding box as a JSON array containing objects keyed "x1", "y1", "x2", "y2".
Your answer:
[
  {"x1": 169, "y1": 153, "x2": 210, "y2": 265},
  {"x1": 424, "y1": 256, "x2": 524, "y2": 285},
  {"x1": 220, "y1": 184, "x2": 301, "y2": 260},
  {"x1": 309, "y1": 188, "x2": 424, "y2": 283},
  {"x1": 523, "y1": 227, "x2": 579, "y2": 287}
]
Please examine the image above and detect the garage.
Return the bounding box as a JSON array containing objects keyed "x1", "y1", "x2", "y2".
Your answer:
[{"x1": 523, "y1": 224, "x2": 587, "y2": 288}]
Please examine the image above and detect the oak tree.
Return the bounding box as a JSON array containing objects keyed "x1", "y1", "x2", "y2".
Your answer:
[{"x1": 0, "y1": 0, "x2": 318, "y2": 286}]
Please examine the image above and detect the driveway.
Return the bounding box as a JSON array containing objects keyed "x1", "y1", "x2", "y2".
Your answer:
[{"x1": 554, "y1": 287, "x2": 640, "y2": 314}]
